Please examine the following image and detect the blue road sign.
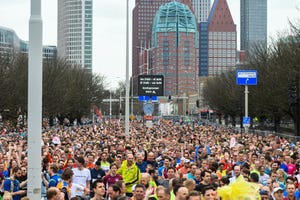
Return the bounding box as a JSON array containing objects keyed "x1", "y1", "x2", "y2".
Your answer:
[
  {"x1": 236, "y1": 70, "x2": 257, "y2": 85},
  {"x1": 138, "y1": 96, "x2": 150, "y2": 101},
  {"x1": 151, "y1": 96, "x2": 158, "y2": 102},
  {"x1": 243, "y1": 116, "x2": 251, "y2": 125}
]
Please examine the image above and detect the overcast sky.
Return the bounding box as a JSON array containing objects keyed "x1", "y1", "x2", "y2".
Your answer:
[{"x1": 0, "y1": 0, "x2": 299, "y2": 88}]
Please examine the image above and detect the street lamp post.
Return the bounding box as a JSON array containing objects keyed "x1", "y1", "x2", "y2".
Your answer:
[
  {"x1": 131, "y1": 77, "x2": 134, "y2": 116},
  {"x1": 130, "y1": 74, "x2": 139, "y2": 117},
  {"x1": 28, "y1": 0, "x2": 42, "y2": 198},
  {"x1": 110, "y1": 76, "x2": 124, "y2": 119},
  {"x1": 125, "y1": 0, "x2": 130, "y2": 136},
  {"x1": 109, "y1": 91, "x2": 112, "y2": 119},
  {"x1": 137, "y1": 46, "x2": 156, "y2": 75},
  {"x1": 119, "y1": 90, "x2": 122, "y2": 119}
]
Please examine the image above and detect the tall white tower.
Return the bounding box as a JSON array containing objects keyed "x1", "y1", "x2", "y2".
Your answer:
[
  {"x1": 191, "y1": 0, "x2": 211, "y2": 23},
  {"x1": 57, "y1": 0, "x2": 93, "y2": 71}
]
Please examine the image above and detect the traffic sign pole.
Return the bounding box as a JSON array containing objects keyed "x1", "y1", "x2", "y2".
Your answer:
[
  {"x1": 245, "y1": 85, "x2": 250, "y2": 132},
  {"x1": 245, "y1": 85, "x2": 248, "y2": 117},
  {"x1": 236, "y1": 70, "x2": 258, "y2": 133}
]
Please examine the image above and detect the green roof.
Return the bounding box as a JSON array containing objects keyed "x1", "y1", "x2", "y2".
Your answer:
[{"x1": 152, "y1": 1, "x2": 198, "y2": 47}]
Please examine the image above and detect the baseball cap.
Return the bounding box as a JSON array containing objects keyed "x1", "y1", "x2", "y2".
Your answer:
[
  {"x1": 259, "y1": 190, "x2": 268, "y2": 195},
  {"x1": 273, "y1": 187, "x2": 283, "y2": 193}
]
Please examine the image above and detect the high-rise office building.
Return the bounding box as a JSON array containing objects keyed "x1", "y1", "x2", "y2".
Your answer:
[
  {"x1": 132, "y1": 0, "x2": 194, "y2": 82},
  {"x1": 151, "y1": 1, "x2": 199, "y2": 96},
  {"x1": 57, "y1": 0, "x2": 93, "y2": 71},
  {"x1": 132, "y1": 0, "x2": 170, "y2": 80},
  {"x1": 199, "y1": 0, "x2": 237, "y2": 77},
  {"x1": 240, "y1": 0, "x2": 267, "y2": 53},
  {"x1": 0, "y1": 26, "x2": 57, "y2": 59},
  {"x1": 198, "y1": 0, "x2": 236, "y2": 111},
  {"x1": 191, "y1": 0, "x2": 211, "y2": 23}
]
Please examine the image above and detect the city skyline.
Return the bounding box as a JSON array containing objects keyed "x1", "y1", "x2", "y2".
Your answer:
[{"x1": 0, "y1": 0, "x2": 299, "y2": 88}]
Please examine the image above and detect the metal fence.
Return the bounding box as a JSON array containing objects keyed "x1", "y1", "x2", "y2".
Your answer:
[{"x1": 223, "y1": 126, "x2": 300, "y2": 142}]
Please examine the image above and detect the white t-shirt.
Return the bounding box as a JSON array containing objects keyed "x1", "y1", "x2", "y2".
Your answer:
[
  {"x1": 259, "y1": 174, "x2": 269, "y2": 184},
  {"x1": 71, "y1": 168, "x2": 91, "y2": 197},
  {"x1": 71, "y1": 183, "x2": 85, "y2": 198}
]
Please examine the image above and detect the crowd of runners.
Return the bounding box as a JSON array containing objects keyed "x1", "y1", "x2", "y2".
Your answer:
[{"x1": 0, "y1": 118, "x2": 299, "y2": 200}]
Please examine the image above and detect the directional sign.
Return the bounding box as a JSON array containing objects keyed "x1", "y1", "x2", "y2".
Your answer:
[
  {"x1": 138, "y1": 75, "x2": 164, "y2": 96},
  {"x1": 138, "y1": 96, "x2": 150, "y2": 101},
  {"x1": 151, "y1": 96, "x2": 158, "y2": 103},
  {"x1": 236, "y1": 70, "x2": 257, "y2": 85},
  {"x1": 243, "y1": 116, "x2": 251, "y2": 125}
]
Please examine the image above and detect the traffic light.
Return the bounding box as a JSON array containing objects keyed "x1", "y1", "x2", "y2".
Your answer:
[{"x1": 196, "y1": 100, "x2": 199, "y2": 108}]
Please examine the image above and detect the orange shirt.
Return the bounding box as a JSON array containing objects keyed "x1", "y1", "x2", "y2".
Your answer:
[
  {"x1": 86, "y1": 163, "x2": 95, "y2": 169},
  {"x1": 178, "y1": 167, "x2": 189, "y2": 175}
]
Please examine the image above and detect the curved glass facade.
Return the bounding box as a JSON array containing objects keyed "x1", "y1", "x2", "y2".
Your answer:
[
  {"x1": 0, "y1": 26, "x2": 21, "y2": 54},
  {"x1": 152, "y1": 1, "x2": 199, "y2": 47},
  {"x1": 0, "y1": 26, "x2": 57, "y2": 59}
]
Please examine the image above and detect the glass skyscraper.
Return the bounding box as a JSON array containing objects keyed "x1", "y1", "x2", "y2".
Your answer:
[
  {"x1": 57, "y1": 0, "x2": 93, "y2": 71},
  {"x1": 240, "y1": 0, "x2": 267, "y2": 53}
]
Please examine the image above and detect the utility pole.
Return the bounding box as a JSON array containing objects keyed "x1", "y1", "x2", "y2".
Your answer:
[
  {"x1": 109, "y1": 91, "x2": 112, "y2": 119},
  {"x1": 119, "y1": 90, "x2": 122, "y2": 119},
  {"x1": 131, "y1": 77, "x2": 134, "y2": 116}
]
